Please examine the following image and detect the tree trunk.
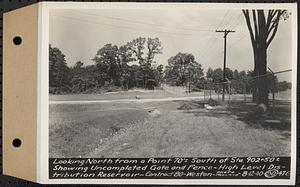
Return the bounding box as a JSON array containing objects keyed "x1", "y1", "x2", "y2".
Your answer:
[
  {"x1": 256, "y1": 10, "x2": 269, "y2": 106},
  {"x1": 256, "y1": 45, "x2": 268, "y2": 105},
  {"x1": 252, "y1": 63, "x2": 258, "y2": 103}
]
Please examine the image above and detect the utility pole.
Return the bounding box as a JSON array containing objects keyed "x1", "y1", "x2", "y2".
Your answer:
[{"x1": 216, "y1": 29, "x2": 235, "y2": 102}]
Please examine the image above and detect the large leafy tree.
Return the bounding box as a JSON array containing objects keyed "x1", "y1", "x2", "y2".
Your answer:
[
  {"x1": 242, "y1": 9, "x2": 288, "y2": 105},
  {"x1": 93, "y1": 44, "x2": 122, "y2": 85},
  {"x1": 165, "y1": 53, "x2": 204, "y2": 90},
  {"x1": 118, "y1": 45, "x2": 135, "y2": 90},
  {"x1": 126, "y1": 37, "x2": 163, "y2": 88}
]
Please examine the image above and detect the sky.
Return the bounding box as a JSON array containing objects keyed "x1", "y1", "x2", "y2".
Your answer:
[{"x1": 49, "y1": 8, "x2": 293, "y2": 81}]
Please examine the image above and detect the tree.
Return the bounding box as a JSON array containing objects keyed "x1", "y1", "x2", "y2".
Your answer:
[
  {"x1": 230, "y1": 70, "x2": 249, "y2": 94},
  {"x1": 153, "y1": 64, "x2": 164, "y2": 87},
  {"x1": 126, "y1": 37, "x2": 163, "y2": 88},
  {"x1": 205, "y1": 67, "x2": 234, "y2": 93},
  {"x1": 277, "y1": 81, "x2": 292, "y2": 92},
  {"x1": 73, "y1": 61, "x2": 84, "y2": 69},
  {"x1": 233, "y1": 69, "x2": 240, "y2": 80},
  {"x1": 93, "y1": 44, "x2": 122, "y2": 85},
  {"x1": 209, "y1": 68, "x2": 223, "y2": 83},
  {"x1": 49, "y1": 45, "x2": 70, "y2": 94},
  {"x1": 126, "y1": 37, "x2": 146, "y2": 65},
  {"x1": 206, "y1": 68, "x2": 214, "y2": 79},
  {"x1": 164, "y1": 53, "x2": 204, "y2": 90},
  {"x1": 118, "y1": 45, "x2": 135, "y2": 90},
  {"x1": 242, "y1": 9, "x2": 288, "y2": 105},
  {"x1": 225, "y1": 68, "x2": 233, "y2": 80},
  {"x1": 69, "y1": 61, "x2": 85, "y2": 93}
]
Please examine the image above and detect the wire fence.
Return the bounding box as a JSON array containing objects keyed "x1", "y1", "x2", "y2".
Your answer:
[{"x1": 195, "y1": 69, "x2": 292, "y2": 114}]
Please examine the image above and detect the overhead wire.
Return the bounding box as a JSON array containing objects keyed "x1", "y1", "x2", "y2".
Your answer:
[
  {"x1": 230, "y1": 13, "x2": 243, "y2": 30},
  {"x1": 53, "y1": 10, "x2": 249, "y2": 69},
  {"x1": 202, "y1": 11, "x2": 242, "y2": 62},
  {"x1": 54, "y1": 15, "x2": 216, "y2": 37},
  {"x1": 207, "y1": 33, "x2": 248, "y2": 64},
  {"x1": 73, "y1": 10, "x2": 214, "y2": 32},
  {"x1": 199, "y1": 10, "x2": 230, "y2": 59}
]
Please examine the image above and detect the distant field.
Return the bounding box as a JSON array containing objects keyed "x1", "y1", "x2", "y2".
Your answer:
[{"x1": 49, "y1": 91, "x2": 291, "y2": 157}]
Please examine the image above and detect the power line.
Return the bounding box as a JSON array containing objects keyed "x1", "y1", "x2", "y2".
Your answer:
[
  {"x1": 203, "y1": 13, "x2": 245, "y2": 63},
  {"x1": 73, "y1": 10, "x2": 214, "y2": 32},
  {"x1": 220, "y1": 12, "x2": 237, "y2": 29},
  {"x1": 200, "y1": 36, "x2": 219, "y2": 58},
  {"x1": 230, "y1": 13, "x2": 243, "y2": 30},
  {"x1": 216, "y1": 10, "x2": 230, "y2": 29},
  {"x1": 201, "y1": 11, "x2": 242, "y2": 61},
  {"x1": 200, "y1": 10, "x2": 230, "y2": 58},
  {"x1": 54, "y1": 15, "x2": 216, "y2": 37},
  {"x1": 207, "y1": 33, "x2": 248, "y2": 63},
  {"x1": 228, "y1": 34, "x2": 248, "y2": 49}
]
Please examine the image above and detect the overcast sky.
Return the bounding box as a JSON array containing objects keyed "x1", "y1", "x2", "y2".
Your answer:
[{"x1": 49, "y1": 8, "x2": 293, "y2": 81}]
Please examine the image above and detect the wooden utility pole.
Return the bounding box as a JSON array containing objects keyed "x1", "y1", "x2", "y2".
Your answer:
[{"x1": 216, "y1": 29, "x2": 235, "y2": 101}]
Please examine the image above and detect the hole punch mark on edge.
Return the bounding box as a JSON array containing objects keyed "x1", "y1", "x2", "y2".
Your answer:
[
  {"x1": 12, "y1": 138, "x2": 21, "y2": 148},
  {"x1": 13, "y1": 36, "x2": 22, "y2": 45}
]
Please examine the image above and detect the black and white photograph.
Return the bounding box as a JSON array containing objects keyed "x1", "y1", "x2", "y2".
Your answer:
[{"x1": 47, "y1": 3, "x2": 296, "y2": 183}]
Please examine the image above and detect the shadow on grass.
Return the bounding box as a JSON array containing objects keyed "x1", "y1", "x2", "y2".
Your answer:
[
  {"x1": 175, "y1": 99, "x2": 291, "y2": 132},
  {"x1": 229, "y1": 100, "x2": 291, "y2": 132}
]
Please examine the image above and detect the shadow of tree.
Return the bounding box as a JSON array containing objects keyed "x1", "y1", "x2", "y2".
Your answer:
[{"x1": 175, "y1": 100, "x2": 291, "y2": 132}]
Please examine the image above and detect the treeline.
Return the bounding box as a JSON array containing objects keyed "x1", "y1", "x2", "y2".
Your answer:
[
  {"x1": 49, "y1": 37, "x2": 164, "y2": 94},
  {"x1": 49, "y1": 36, "x2": 291, "y2": 95}
]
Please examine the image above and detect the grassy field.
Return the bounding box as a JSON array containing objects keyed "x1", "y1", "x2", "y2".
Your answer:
[{"x1": 49, "y1": 90, "x2": 291, "y2": 158}]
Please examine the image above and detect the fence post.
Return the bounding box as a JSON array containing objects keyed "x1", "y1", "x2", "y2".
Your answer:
[
  {"x1": 228, "y1": 82, "x2": 231, "y2": 105},
  {"x1": 243, "y1": 83, "x2": 246, "y2": 103},
  {"x1": 272, "y1": 76, "x2": 275, "y2": 116},
  {"x1": 209, "y1": 84, "x2": 212, "y2": 100},
  {"x1": 204, "y1": 84, "x2": 206, "y2": 101},
  {"x1": 217, "y1": 85, "x2": 220, "y2": 101}
]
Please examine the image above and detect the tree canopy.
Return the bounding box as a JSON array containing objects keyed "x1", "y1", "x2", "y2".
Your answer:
[{"x1": 165, "y1": 52, "x2": 204, "y2": 88}]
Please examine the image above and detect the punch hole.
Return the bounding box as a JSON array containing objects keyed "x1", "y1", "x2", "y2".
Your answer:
[
  {"x1": 12, "y1": 138, "x2": 22, "y2": 148},
  {"x1": 13, "y1": 36, "x2": 22, "y2": 45}
]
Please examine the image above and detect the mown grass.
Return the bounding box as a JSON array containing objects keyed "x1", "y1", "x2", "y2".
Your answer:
[{"x1": 49, "y1": 104, "x2": 148, "y2": 157}]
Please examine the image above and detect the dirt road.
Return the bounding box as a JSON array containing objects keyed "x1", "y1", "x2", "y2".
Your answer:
[{"x1": 49, "y1": 96, "x2": 203, "y2": 104}]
